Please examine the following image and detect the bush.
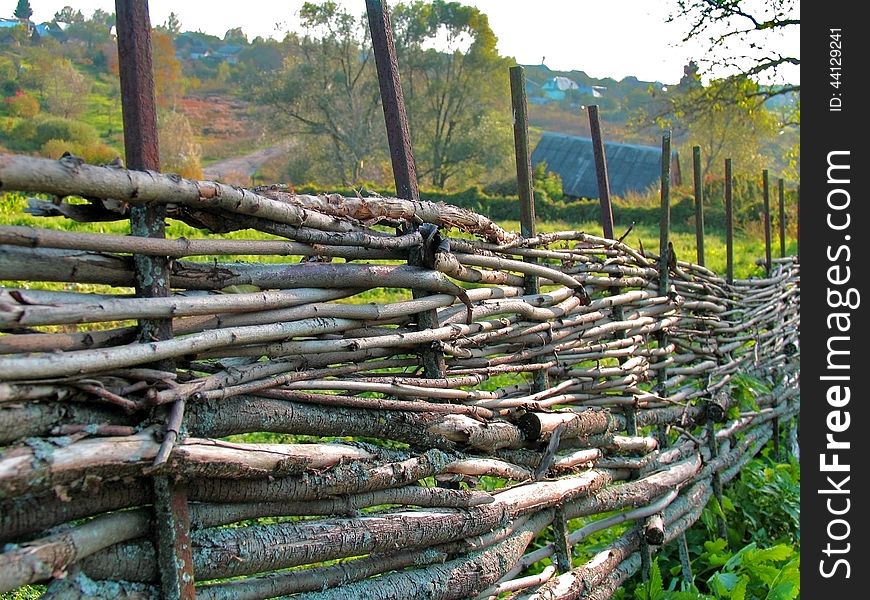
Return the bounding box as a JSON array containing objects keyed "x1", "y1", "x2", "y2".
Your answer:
[
  {"x1": 8, "y1": 118, "x2": 38, "y2": 149},
  {"x1": 41, "y1": 138, "x2": 120, "y2": 164},
  {"x1": 33, "y1": 117, "x2": 99, "y2": 148},
  {"x1": 6, "y1": 93, "x2": 39, "y2": 119}
]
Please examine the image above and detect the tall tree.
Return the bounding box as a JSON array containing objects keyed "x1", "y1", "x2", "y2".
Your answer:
[
  {"x1": 669, "y1": 0, "x2": 799, "y2": 98},
  {"x1": 163, "y1": 12, "x2": 181, "y2": 36},
  {"x1": 151, "y1": 30, "x2": 184, "y2": 109},
  {"x1": 392, "y1": 1, "x2": 512, "y2": 189},
  {"x1": 14, "y1": 0, "x2": 32, "y2": 21},
  {"x1": 253, "y1": 2, "x2": 384, "y2": 184},
  {"x1": 633, "y1": 75, "x2": 779, "y2": 179},
  {"x1": 53, "y1": 6, "x2": 84, "y2": 24}
]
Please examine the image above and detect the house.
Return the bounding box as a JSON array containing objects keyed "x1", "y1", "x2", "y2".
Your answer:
[
  {"x1": 215, "y1": 44, "x2": 243, "y2": 64},
  {"x1": 540, "y1": 76, "x2": 579, "y2": 101},
  {"x1": 531, "y1": 132, "x2": 681, "y2": 199}
]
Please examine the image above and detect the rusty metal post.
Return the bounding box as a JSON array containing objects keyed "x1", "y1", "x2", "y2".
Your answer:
[
  {"x1": 778, "y1": 178, "x2": 786, "y2": 257},
  {"x1": 365, "y1": 0, "x2": 418, "y2": 203},
  {"x1": 116, "y1": 0, "x2": 169, "y2": 343},
  {"x1": 510, "y1": 65, "x2": 548, "y2": 393},
  {"x1": 706, "y1": 420, "x2": 728, "y2": 540},
  {"x1": 693, "y1": 146, "x2": 705, "y2": 266},
  {"x1": 658, "y1": 133, "x2": 671, "y2": 297},
  {"x1": 588, "y1": 105, "x2": 614, "y2": 240},
  {"x1": 763, "y1": 169, "x2": 772, "y2": 275},
  {"x1": 588, "y1": 105, "x2": 635, "y2": 435},
  {"x1": 115, "y1": 2, "x2": 194, "y2": 597},
  {"x1": 509, "y1": 65, "x2": 538, "y2": 292},
  {"x1": 366, "y1": 0, "x2": 445, "y2": 379},
  {"x1": 796, "y1": 184, "x2": 800, "y2": 261},
  {"x1": 724, "y1": 158, "x2": 734, "y2": 285}
]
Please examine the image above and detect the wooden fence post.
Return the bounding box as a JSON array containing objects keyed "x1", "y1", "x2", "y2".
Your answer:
[
  {"x1": 366, "y1": 0, "x2": 445, "y2": 379},
  {"x1": 778, "y1": 178, "x2": 786, "y2": 258},
  {"x1": 796, "y1": 184, "x2": 800, "y2": 260},
  {"x1": 114, "y1": 1, "x2": 194, "y2": 598},
  {"x1": 588, "y1": 105, "x2": 637, "y2": 437},
  {"x1": 724, "y1": 158, "x2": 734, "y2": 285},
  {"x1": 693, "y1": 146, "x2": 705, "y2": 266},
  {"x1": 510, "y1": 65, "x2": 549, "y2": 394},
  {"x1": 763, "y1": 169, "x2": 772, "y2": 276},
  {"x1": 658, "y1": 133, "x2": 671, "y2": 297},
  {"x1": 588, "y1": 105, "x2": 614, "y2": 240}
]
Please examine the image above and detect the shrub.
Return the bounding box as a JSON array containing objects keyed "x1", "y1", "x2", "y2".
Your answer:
[
  {"x1": 6, "y1": 93, "x2": 39, "y2": 119},
  {"x1": 8, "y1": 118, "x2": 38, "y2": 148},
  {"x1": 41, "y1": 138, "x2": 120, "y2": 164},
  {"x1": 33, "y1": 117, "x2": 99, "y2": 148}
]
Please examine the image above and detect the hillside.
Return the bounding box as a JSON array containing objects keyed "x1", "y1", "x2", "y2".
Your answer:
[{"x1": 0, "y1": 6, "x2": 797, "y2": 189}]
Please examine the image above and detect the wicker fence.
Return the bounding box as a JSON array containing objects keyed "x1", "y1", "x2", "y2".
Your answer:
[{"x1": 0, "y1": 152, "x2": 799, "y2": 599}]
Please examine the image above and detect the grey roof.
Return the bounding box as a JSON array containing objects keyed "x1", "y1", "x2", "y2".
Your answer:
[{"x1": 532, "y1": 132, "x2": 672, "y2": 199}]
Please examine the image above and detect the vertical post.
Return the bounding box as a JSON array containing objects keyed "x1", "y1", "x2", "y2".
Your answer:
[
  {"x1": 658, "y1": 133, "x2": 671, "y2": 297},
  {"x1": 510, "y1": 65, "x2": 548, "y2": 393},
  {"x1": 706, "y1": 420, "x2": 728, "y2": 540},
  {"x1": 509, "y1": 66, "x2": 539, "y2": 294},
  {"x1": 677, "y1": 530, "x2": 695, "y2": 585},
  {"x1": 648, "y1": 132, "x2": 673, "y2": 582},
  {"x1": 692, "y1": 146, "x2": 705, "y2": 266},
  {"x1": 762, "y1": 169, "x2": 772, "y2": 275},
  {"x1": 115, "y1": 3, "x2": 194, "y2": 598},
  {"x1": 724, "y1": 158, "x2": 734, "y2": 284},
  {"x1": 365, "y1": 0, "x2": 418, "y2": 203},
  {"x1": 778, "y1": 178, "x2": 786, "y2": 258},
  {"x1": 116, "y1": 0, "x2": 169, "y2": 342},
  {"x1": 588, "y1": 104, "x2": 634, "y2": 434},
  {"x1": 588, "y1": 105, "x2": 614, "y2": 240},
  {"x1": 796, "y1": 184, "x2": 801, "y2": 261},
  {"x1": 366, "y1": 0, "x2": 445, "y2": 379},
  {"x1": 553, "y1": 507, "x2": 573, "y2": 573}
]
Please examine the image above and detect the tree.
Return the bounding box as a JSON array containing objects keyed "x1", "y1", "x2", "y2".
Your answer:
[
  {"x1": 159, "y1": 110, "x2": 203, "y2": 179},
  {"x1": 252, "y1": 2, "x2": 384, "y2": 184},
  {"x1": 669, "y1": 0, "x2": 799, "y2": 98},
  {"x1": 66, "y1": 10, "x2": 115, "y2": 52},
  {"x1": 223, "y1": 27, "x2": 248, "y2": 45},
  {"x1": 164, "y1": 12, "x2": 181, "y2": 36},
  {"x1": 151, "y1": 30, "x2": 185, "y2": 109},
  {"x1": 53, "y1": 6, "x2": 84, "y2": 24},
  {"x1": 634, "y1": 75, "x2": 779, "y2": 179},
  {"x1": 14, "y1": 0, "x2": 32, "y2": 21},
  {"x1": 392, "y1": 1, "x2": 512, "y2": 188}
]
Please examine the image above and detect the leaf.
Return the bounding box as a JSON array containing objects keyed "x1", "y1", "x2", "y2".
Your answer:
[
  {"x1": 765, "y1": 582, "x2": 799, "y2": 600},
  {"x1": 751, "y1": 545, "x2": 794, "y2": 564},
  {"x1": 709, "y1": 572, "x2": 739, "y2": 595},
  {"x1": 650, "y1": 558, "x2": 665, "y2": 599},
  {"x1": 723, "y1": 542, "x2": 756, "y2": 570},
  {"x1": 729, "y1": 575, "x2": 749, "y2": 600}
]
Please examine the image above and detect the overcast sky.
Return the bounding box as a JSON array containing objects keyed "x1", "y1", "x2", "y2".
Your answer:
[{"x1": 16, "y1": 0, "x2": 799, "y2": 85}]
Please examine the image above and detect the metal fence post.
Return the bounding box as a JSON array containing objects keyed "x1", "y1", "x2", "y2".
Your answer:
[
  {"x1": 366, "y1": 0, "x2": 445, "y2": 379},
  {"x1": 693, "y1": 146, "x2": 705, "y2": 266},
  {"x1": 115, "y1": 2, "x2": 194, "y2": 597},
  {"x1": 724, "y1": 159, "x2": 734, "y2": 285},
  {"x1": 510, "y1": 65, "x2": 549, "y2": 393},
  {"x1": 778, "y1": 178, "x2": 786, "y2": 258},
  {"x1": 763, "y1": 169, "x2": 772, "y2": 275}
]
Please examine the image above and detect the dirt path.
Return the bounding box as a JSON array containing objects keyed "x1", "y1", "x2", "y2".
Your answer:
[{"x1": 203, "y1": 139, "x2": 293, "y2": 184}]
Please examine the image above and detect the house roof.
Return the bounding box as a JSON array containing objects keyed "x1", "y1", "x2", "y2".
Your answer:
[
  {"x1": 542, "y1": 76, "x2": 579, "y2": 91},
  {"x1": 532, "y1": 132, "x2": 675, "y2": 199}
]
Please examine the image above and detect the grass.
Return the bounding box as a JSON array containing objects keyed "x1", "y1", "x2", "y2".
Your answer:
[{"x1": 0, "y1": 190, "x2": 796, "y2": 296}]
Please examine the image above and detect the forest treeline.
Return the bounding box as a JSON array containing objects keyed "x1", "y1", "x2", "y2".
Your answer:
[{"x1": 0, "y1": 1, "x2": 798, "y2": 195}]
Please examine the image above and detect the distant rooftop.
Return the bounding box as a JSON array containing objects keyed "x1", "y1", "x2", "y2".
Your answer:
[{"x1": 531, "y1": 132, "x2": 679, "y2": 199}]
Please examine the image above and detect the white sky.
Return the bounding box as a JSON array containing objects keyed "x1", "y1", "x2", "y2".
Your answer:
[{"x1": 16, "y1": 0, "x2": 799, "y2": 85}]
